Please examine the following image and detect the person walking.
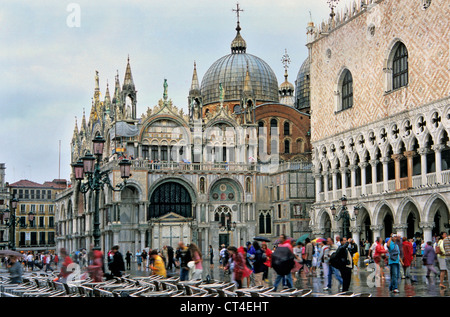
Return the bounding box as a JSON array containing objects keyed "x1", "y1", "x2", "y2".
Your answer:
[
  {"x1": 125, "y1": 251, "x2": 132, "y2": 270},
  {"x1": 167, "y1": 246, "x2": 175, "y2": 271},
  {"x1": 401, "y1": 237, "x2": 414, "y2": 280},
  {"x1": 189, "y1": 243, "x2": 203, "y2": 280},
  {"x1": 252, "y1": 241, "x2": 266, "y2": 286},
  {"x1": 87, "y1": 248, "x2": 104, "y2": 282},
  {"x1": 387, "y1": 234, "x2": 402, "y2": 293},
  {"x1": 26, "y1": 252, "x2": 34, "y2": 272},
  {"x1": 58, "y1": 248, "x2": 73, "y2": 283},
  {"x1": 333, "y1": 241, "x2": 353, "y2": 292},
  {"x1": 44, "y1": 252, "x2": 53, "y2": 272},
  {"x1": 436, "y1": 232, "x2": 448, "y2": 289},
  {"x1": 225, "y1": 246, "x2": 245, "y2": 289},
  {"x1": 423, "y1": 241, "x2": 438, "y2": 278},
  {"x1": 323, "y1": 237, "x2": 343, "y2": 291},
  {"x1": 373, "y1": 237, "x2": 387, "y2": 283},
  {"x1": 292, "y1": 242, "x2": 303, "y2": 282},
  {"x1": 261, "y1": 242, "x2": 272, "y2": 284},
  {"x1": 272, "y1": 234, "x2": 295, "y2": 291},
  {"x1": 177, "y1": 242, "x2": 192, "y2": 281},
  {"x1": 135, "y1": 250, "x2": 142, "y2": 271},
  {"x1": 304, "y1": 238, "x2": 313, "y2": 276},
  {"x1": 108, "y1": 245, "x2": 125, "y2": 278},
  {"x1": 7, "y1": 256, "x2": 23, "y2": 284},
  {"x1": 149, "y1": 249, "x2": 167, "y2": 278},
  {"x1": 209, "y1": 245, "x2": 214, "y2": 269},
  {"x1": 141, "y1": 249, "x2": 148, "y2": 271}
]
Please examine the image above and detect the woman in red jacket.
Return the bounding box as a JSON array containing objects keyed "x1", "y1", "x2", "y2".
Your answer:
[{"x1": 373, "y1": 237, "x2": 387, "y2": 281}]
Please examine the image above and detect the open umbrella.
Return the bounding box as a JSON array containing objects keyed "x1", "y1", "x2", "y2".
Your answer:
[
  {"x1": 0, "y1": 250, "x2": 26, "y2": 258},
  {"x1": 296, "y1": 233, "x2": 310, "y2": 244},
  {"x1": 313, "y1": 238, "x2": 326, "y2": 243},
  {"x1": 253, "y1": 236, "x2": 271, "y2": 242}
]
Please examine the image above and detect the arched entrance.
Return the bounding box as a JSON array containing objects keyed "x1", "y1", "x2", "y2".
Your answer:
[
  {"x1": 357, "y1": 207, "x2": 372, "y2": 243},
  {"x1": 148, "y1": 181, "x2": 195, "y2": 249}
]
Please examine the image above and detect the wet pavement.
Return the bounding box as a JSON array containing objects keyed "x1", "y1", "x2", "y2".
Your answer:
[{"x1": 123, "y1": 256, "x2": 450, "y2": 297}]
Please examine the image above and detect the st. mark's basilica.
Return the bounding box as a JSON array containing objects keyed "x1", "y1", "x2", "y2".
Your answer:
[
  {"x1": 55, "y1": 0, "x2": 450, "y2": 257},
  {"x1": 55, "y1": 7, "x2": 314, "y2": 254}
]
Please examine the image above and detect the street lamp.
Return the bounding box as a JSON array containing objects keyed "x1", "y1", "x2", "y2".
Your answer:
[
  {"x1": 330, "y1": 195, "x2": 358, "y2": 238},
  {"x1": 72, "y1": 135, "x2": 131, "y2": 248}
]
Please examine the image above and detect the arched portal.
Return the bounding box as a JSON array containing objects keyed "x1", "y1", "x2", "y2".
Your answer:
[{"x1": 148, "y1": 182, "x2": 193, "y2": 219}]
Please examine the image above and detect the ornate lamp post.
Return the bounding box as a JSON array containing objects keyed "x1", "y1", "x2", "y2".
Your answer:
[
  {"x1": 0, "y1": 197, "x2": 21, "y2": 250},
  {"x1": 330, "y1": 195, "x2": 359, "y2": 238},
  {"x1": 72, "y1": 135, "x2": 131, "y2": 248}
]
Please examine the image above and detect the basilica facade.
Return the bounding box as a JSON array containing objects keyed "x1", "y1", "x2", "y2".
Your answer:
[
  {"x1": 309, "y1": 0, "x2": 450, "y2": 247},
  {"x1": 55, "y1": 19, "x2": 314, "y2": 255}
]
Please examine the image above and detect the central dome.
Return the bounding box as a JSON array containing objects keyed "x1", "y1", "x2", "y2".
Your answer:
[{"x1": 200, "y1": 24, "x2": 279, "y2": 106}]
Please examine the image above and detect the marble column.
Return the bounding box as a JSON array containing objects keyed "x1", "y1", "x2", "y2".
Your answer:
[
  {"x1": 382, "y1": 157, "x2": 390, "y2": 191},
  {"x1": 369, "y1": 160, "x2": 378, "y2": 194},
  {"x1": 314, "y1": 173, "x2": 322, "y2": 202},
  {"x1": 360, "y1": 162, "x2": 368, "y2": 195},
  {"x1": 433, "y1": 144, "x2": 445, "y2": 183},
  {"x1": 370, "y1": 225, "x2": 384, "y2": 243},
  {"x1": 340, "y1": 167, "x2": 348, "y2": 197},
  {"x1": 417, "y1": 147, "x2": 428, "y2": 186},
  {"x1": 323, "y1": 171, "x2": 329, "y2": 201},
  {"x1": 332, "y1": 169, "x2": 338, "y2": 200},
  {"x1": 350, "y1": 226, "x2": 361, "y2": 252},
  {"x1": 420, "y1": 222, "x2": 435, "y2": 244},
  {"x1": 349, "y1": 164, "x2": 357, "y2": 198}
]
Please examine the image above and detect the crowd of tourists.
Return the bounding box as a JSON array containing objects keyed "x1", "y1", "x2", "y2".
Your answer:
[{"x1": 3, "y1": 231, "x2": 450, "y2": 295}]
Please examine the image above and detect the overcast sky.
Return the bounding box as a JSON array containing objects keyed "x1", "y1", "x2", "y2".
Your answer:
[{"x1": 0, "y1": 0, "x2": 354, "y2": 184}]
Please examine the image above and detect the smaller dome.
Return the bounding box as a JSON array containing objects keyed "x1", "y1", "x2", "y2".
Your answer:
[{"x1": 295, "y1": 57, "x2": 311, "y2": 110}]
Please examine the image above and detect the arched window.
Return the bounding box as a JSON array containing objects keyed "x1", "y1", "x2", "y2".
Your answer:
[
  {"x1": 341, "y1": 70, "x2": 353, "y2": 110},
  {"x1": 392, "y1": 42, "x2": 408, "y2": 90},
  {"x1": 258, "y1": 210, "x2": 272, "y2": 234},
  {"x1": 245, "y1": 177, "x2": 252, "y2": 193},
  {"x1": 199, "y1": 177, "x2": 205, "y2": 194},
  {"x1": 284, "y1": 121, "x2": 290, "y2": 136},
  {"x1": 284, "y1": 140, "x2": 290, "y2": 154},
  {"x1": 148, "y1": 182, "x2": 192, "y2": 218},
  {"x1": 270, "y1": 119, "x2": 278, "y2": 135},
  {"x1": 214, "y1": 206, "x2": 232, "y2": 227}
]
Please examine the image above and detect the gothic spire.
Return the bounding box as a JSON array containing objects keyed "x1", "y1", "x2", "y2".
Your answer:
[
  {"x1": 189, "y1": 61, "x2": 200, "y2": 96},
  {"x1": 122, "y1": 55, "x2": 135, "y2": 91}
]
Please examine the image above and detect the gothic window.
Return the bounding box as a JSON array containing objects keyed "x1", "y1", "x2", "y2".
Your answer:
[
  {"x1": 142, "y1": 145, "x2": 149, "y2": 160},
  {"x1": 214, "y1": 206, "x2": 232, "y2": 227},
  {"x1": 341, "y1": 70, "x2": 353, "y2": 110},
  {"x1": 392, "y1": 42, "x2": 408, "y2": 90},
  {"x1": 258, "y1": 210, "x2": 272, "y2": 234},
  {"x1": 148, "y1": 182, "x2": 192, "y2": 218}
]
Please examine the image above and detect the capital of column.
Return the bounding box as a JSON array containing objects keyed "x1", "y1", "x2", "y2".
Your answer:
[
  {"x1": 391, "y1": 153, "x2": 404, "y2": 161},
  {"x1": 348, "y1": 164, "x2": 358, "y2": 172},
  {"x1": 359, "y1": 162, "x2": 369, "y2": 169},
  {"x1": 370, "y1": 225, "x2": 384, "y2": 231},
  {"x1": 381, "y1": 156, "x2": 390, "y2": 164},
  {"x1": 417, "y1": 147, "x2": 429, "y2": 156},
  {"x1": 393, "y1": 223, "x2": 408, "y2": 230},
  {"x1": 419, "y1": 222, "x2": 435, "y2": 230},
  {"x1": 432, "y1": 144, "x2": 446, "y2": 152},
  {"x1": 403, "y1": 150, "x2": 415, "y2": 158},
  {"x1": 350, "y1": 226, "x2": 362, "y2": 234},
  {"x1": 314, "y1": 172, "x2": 322, "y2": 179},
  {"x1": 331, "y1": 168, "x2": 340, "y2": 175},
  {"x1": 369, "y1": 159, "x2": 379, "y2": 167},
  {"x1": 339, "y1": 167, "x2": 348, "y2": 174}
]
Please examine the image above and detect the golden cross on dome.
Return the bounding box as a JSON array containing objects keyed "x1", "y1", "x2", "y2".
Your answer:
[{"x1": 232, "y1": 3, "x2": 244, "y2": 24}]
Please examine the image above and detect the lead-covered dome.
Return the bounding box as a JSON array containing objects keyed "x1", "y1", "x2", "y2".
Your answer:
[
  {"x1": 200, "y1": 23, "x2": 279, "y2": 106},
  {"x1": 295, "y1": 57, "x2": 310, "y2": 110}
]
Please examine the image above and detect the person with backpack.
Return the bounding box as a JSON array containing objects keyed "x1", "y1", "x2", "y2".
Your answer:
[
  {"x1": 330, "y1": 241, "x2": 353, "y2": 292},
  {"x1": 252, "y1": 241, "x2": 266, "y2": 286},
  {"x1": 387, "y1": 233, "x2": 402, "y2": 293},
  {"x1": 271, "y1": 234, "x2": 295, "y2": 290}
]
